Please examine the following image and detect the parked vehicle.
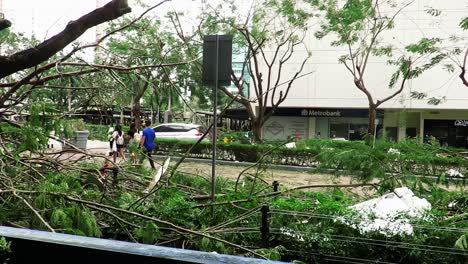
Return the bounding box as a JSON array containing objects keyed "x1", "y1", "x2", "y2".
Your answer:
[{"x1": 153, "y1": 123, "x2": 207, "y2": 140}]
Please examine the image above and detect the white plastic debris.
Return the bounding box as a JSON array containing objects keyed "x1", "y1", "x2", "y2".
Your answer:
[
  {"x1": 285, "y1": 142, "x2": 296, "y2": 148},
  {"x1": 446, "y1": 168, "x2": 464, "y2": 178},
  {"x1": 448, "y1": 201, "x2": 458, "y2": 209},
  {"x1": 387, "y1": 148, "x2": 401, "y2": 155},
  {"x1": 346, "y1": 187, "x2": 431, "y2": 236}
]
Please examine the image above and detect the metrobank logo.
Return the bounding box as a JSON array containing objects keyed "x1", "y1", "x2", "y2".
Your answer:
[{"x1": 300, "y1": 109, "x2": 341, "y2": 117}]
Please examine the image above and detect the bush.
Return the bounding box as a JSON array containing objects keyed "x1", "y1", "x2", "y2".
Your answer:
[
  {"x1": 86, "y1": 124, "x2": 111, "y2": 141},
  {"x1": 155, "y1": 138, "x2": 468, "y2": 181}
]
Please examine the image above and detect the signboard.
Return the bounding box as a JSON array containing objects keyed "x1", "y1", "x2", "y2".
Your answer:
[
  {"x1": 202, "y1": 35, "x2": 232, "y2": 86},
  {"x1": 301, "y1": 109, "x2": 341, "y2": 117},
  {"x1": 266, "y1": 107, "x2": 383, "y2": 118},
  {"x1": 454, "y1": 120, "x2": 468, "y2": 127}
]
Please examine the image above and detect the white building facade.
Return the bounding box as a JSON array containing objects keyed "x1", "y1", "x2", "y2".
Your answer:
[{"x1": 256, "y1": 0, "x2": 468, "y2": 147}]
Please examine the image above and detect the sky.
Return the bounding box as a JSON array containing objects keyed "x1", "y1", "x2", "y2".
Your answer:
[
  {"x1": 1, "y1": 0, "x2": 211, "y2": 42},
  {"x1": 3, "y1": 0, "x2": 98, "y2": 41}
]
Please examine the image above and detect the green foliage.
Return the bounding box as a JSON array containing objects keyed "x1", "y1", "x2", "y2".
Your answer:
[
  {"x1": 149, "y1": 187, "x2": 203, "y2": 228},
  {"x1": 311, "y1": 0, "x2": 375, "y2": 44},
  {"x1": 219, "y1": 130, "x2": 251, "y2": 144},
  {"x1": 253, "y1": 245, "x2": 286, "y2": 260},
  {"x1": 0, "y1": 151, "x2": 465, "y2": 263},
  {"x1": 51, "y1": 209, "x2": 73, "y2": 229},
  {"x1": 455, "y1": 234, "x2": 467, "y2": 250},
  {"x1": 86, "y1": 124, "x2": 112, "y2": 141},
  {"x1": 0, "y1": 101, "x2": 60, "y2": 153},
  {"x1": 273, "y1": 197, "x2": 314, "y2": 211},
  {"x1": 405, "y1": 38, "x2": 441, "y2": 54},
  {"x1": 0, "y1": 237, "x2": 11, "y2": 253},
  {"x1": 0, "y1": 28, "x2": 36, "y2": 56},
  {"x1": 198, "y1": 236, "x2": 229, "y2": 254},
  {"x1": 73, "y1": 207, "x2": 102, "y2": 237},
  {"x1": 135, "y1": 223, "x2": 161, "y2": 244},
  {"x1": 266, "y1": 0, "x2": 312, "y2": 27},
  {"x1": 460, "y1": 17, "x2": 468, "y2": 30},
  {"x1": 156, "y1": 138, "x2": 468, "y2": 191}
]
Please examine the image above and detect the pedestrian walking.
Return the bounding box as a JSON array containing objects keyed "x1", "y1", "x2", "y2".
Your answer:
[
  {"x1": 139, "y1": 120, "x2": 156, "y2": 169},
  {"x1": 112, "y1": 125, "x2": 127, "y2": 163},
  {"x1": 127, "y1": 123, "x2": 139, "y2": 165}
]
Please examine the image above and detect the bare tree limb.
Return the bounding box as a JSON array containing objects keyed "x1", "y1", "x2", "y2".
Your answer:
[
  {"x1": 377, "y1": 61, "x2": 412, "y2": 106},
  {"x1": 460, "y1": 48, "x2": 468, "y2": 87}
]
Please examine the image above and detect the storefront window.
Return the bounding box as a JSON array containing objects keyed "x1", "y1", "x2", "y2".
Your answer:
[
  {"x1": 328, "y1": 119, "x2": 374, "y2": 140},
  {"x1": 385, "y1": 127, "x2": 398, "y2": 141},
  {"x1": 330, "y1": 123, "x2": 348, "y2": 139},
  {"x1": 349, "y1": 124, "x2": 367, "y2": 140},
  {"x1": 424, "y1": 119, "x2": 468, "y2": 148}
]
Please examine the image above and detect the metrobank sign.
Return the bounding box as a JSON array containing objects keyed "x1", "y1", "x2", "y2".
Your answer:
[
  {"x1": 301, "y1": 109, "x2": 341, "y2": 117},
  {"x1": 267, "y1": 107, "x2": 382, "y2": 118}
]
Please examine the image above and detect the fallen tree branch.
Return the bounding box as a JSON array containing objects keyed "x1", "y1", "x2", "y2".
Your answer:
[
  {"x1": 58, "y1": 193, "x2": 266, "y2": 259},
  {"x1": 127, "y1": 97, "x2": 237, "y2": 210},
  {"x1": 0, "y1": 0, "x2": 132, "y2": 79},
  {"x1": 13, "y1": 192, "x2": 55, "y2": 233},
  {"x1": 234, "y1": 140, "x2": 293, "y2": 192},
  {"x1": 192, "y1": 183, "x2": 376, "y2": 208}
]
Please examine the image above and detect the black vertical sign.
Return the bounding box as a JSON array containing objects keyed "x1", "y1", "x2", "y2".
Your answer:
[{"x1": 202, "y1": 35, "x2": 232, "y2": 86}]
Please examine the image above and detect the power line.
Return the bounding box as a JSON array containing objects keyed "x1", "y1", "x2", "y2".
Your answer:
[
  {"x1": 270, "y1": 209, "x2": 468, "y2": 233},
  {"x1": 270, "y1": 229, "x2": 468, "y2": 256}
]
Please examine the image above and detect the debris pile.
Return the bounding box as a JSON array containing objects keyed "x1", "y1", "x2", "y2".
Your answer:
[{"x1": 347, "y1": 187, "x2": 431, "y2": 236}]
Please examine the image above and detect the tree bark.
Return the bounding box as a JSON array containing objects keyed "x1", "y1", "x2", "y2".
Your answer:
[
  {"x1": 251, "y1": 120, "x2": 263, "y2": 143},
  {"x1": 367, "y1": 104, "x2": 377, "y2": 143},
  {"x1": 0, "y1": 0, "x2": 131, "y2": 79},
  {"x1": 461, "y1": 68, "x2": 468, "y2": 87},
  {"x1": 120, "y1": 103, "x2": 124, "y2": 125},
  {"x1": 131, "y1": 80, "x2": 149, "y2": 130},
  {"x1": 132, "y1": 97, "x2": 142, "y2": 130}
]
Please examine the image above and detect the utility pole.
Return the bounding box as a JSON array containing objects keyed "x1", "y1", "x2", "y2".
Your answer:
[{"x1": 202, "y1": 35, "x2": 232, "y2": 219}]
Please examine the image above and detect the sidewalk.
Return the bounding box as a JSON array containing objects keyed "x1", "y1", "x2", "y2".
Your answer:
[
  {"x1": 47, "y1": 138, "x2": 110, "y2": 155},
  {"x1": 46, "y1": 138, "x2": 112, "y2": 164}
]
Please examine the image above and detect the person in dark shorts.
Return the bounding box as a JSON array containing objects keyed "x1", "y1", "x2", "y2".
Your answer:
[
  {"x1": 112, "y1": 125, "x2": 127, "y2": 163},
  {"x1": 139, "y1": 120, "x2": 156, "y2": 169}
]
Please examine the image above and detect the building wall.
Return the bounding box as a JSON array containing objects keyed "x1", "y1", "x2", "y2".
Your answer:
[
  {"x1": 382, "y1": 109, "x2": 468, "y2": 143},
  {"x1": 251, "y1": 0, "x2": 468, "y2": 111},
  {"x1": 262, "y1": 108, "x2": 379, "y2": 141},
  {"x1": 254, "y1": 0, "x2": 468, "y2": 147},
  {"x1": 263, "y1": 116, "x2": 309, "y2": 140}
]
